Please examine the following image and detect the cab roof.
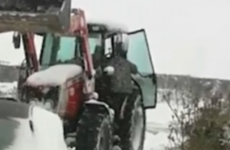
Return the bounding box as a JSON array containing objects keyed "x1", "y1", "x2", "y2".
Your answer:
[{"x1": 87, "y1": 18, "x2": 129, "y2": 33}]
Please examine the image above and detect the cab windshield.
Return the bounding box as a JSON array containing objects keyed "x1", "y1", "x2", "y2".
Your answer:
[{"x1": 40, "y1": 33, "x2": 102, "y2": 67}]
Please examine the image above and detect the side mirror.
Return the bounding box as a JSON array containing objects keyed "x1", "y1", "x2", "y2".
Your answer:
[{"x1": 13, "y1": 32, "x2": 21, "y2": 49}]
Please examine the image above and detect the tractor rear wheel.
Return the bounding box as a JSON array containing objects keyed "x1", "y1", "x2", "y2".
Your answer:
[
  {"x1": 119, "y1": 89, "x2": 146, "y2": 150},
  {"x1": 75, "y1": 109, "x2": 113, "y2": 150}
]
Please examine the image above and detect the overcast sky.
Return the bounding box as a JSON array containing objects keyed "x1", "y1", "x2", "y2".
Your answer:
[{"x1": 0, "y1": 0, "x2": 230, "y2": 79}]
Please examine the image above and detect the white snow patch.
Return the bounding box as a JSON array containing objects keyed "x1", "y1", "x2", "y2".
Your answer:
[
  {"x1": 144, "y1": 102, "x2": 174, "y2": 150},
  {"x1": 144, "y1": 131, "x2": 170, "y2": 150},
  {"x1": 0, "y1": 82, "x2": 17, "y2": 93},
  {"x1": 0, "y1": 82, "x2": 18, "y2": 100},
  {"x1": 26, "y1": 64, "x2": 82, "y2": 86},
  {"x1": 87, "y1": 18, "x2": 129, "y2": 32},
  {"x1": 4, "y1": 107, "x2": 67, "y2": 150},
  {"x1": 146, "y1": 102, "x2": 173, "y2": 125},
  {"x1": 146, "y1": 122, "x2": 170, "y2": 134},
  {"x1": 30, "y1": 107, "x2": 68, "y2": 150}
]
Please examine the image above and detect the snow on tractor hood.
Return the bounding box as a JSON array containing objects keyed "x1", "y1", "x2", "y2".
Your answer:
[{"x1": 26, "y1": 64, "x2": 83, "y2": 87}]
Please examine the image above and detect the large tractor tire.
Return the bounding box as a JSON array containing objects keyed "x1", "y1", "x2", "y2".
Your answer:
[
  {"x1": 75, "y1": 108, "x2": 113, "y2": 150},
  {"x1": 119, "y1": 89, "x2": 146, "y2": 150}
]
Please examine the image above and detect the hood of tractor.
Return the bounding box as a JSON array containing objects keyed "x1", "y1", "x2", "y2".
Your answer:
[{"x1": 26, "y1": 64, "x2": 83, "y2": 87}]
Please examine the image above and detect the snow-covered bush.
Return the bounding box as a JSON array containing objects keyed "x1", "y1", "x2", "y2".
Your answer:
[{"x1": 164, "y1": 80, "x2": 230, "y2": 150}]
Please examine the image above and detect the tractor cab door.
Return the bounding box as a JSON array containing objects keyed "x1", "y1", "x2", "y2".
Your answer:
[{"x1": 127, "y1": 29, "x2": 157, "y2": 109}]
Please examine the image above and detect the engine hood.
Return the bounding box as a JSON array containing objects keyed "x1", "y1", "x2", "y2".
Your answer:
[{"x1": 26, "y1": 64, "x2": 83, "y2": 87}]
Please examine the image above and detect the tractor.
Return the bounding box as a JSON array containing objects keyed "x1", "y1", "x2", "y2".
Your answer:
[{"x1": 0, "y1": 0, "x2": 157, "y2": 150}]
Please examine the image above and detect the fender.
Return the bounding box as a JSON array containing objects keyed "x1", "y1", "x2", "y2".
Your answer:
[{"x1": 84, "y1": 100, "x2": 114, "y2": 122}]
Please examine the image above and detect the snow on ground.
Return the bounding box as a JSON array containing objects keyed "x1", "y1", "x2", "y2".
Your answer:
[
  {"x1": 0, "y1": 82, "x2": 17, "y2": 93},
  {"x1": 145, "y1": 132, "x2": 170, "y2": 150},
  {"x1": 0, "y1": 82, "x2": 174, "y2": 150},
  {"x1": 144, "y1": 102, "x2": 173, "y2": 150}
]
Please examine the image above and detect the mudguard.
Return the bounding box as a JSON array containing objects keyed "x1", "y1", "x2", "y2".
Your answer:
[
  {"x1": 84, "y1": 100, "x2": 114, "y2": 121},
  {"x1": 0, "y1": 0, "x2": 71, "y2": 33}
]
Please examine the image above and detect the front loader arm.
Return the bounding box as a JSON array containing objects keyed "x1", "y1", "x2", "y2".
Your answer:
[
  {"x1": 70, "y1": 9, "x2": 94, "y2": 78},
  {"x1": 69, "y1": 9, "x2": 95, "y2": 95},
  {"x1": 22, "y1": 33, "x2": 39, "y2": 72}
]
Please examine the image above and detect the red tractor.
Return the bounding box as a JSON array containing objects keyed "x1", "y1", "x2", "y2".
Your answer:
[{"x1": 1, "y1": 1, "x2": 157, "y2": 150}]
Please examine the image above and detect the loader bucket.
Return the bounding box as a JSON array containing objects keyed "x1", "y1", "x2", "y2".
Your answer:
[{"x1": 0, "y1": 0, "x2": 71, "y2": 33}]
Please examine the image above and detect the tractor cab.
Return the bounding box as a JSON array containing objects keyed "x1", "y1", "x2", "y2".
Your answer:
[
  {"x1": 87, "y1": 20, "x2": 129, "y2": 56},
  {"x1": 16, "y1": 19, "x2": 157, "y2": 109},
  {"x1": 87, "y1": 20, "x2": 158, "y2": 109}
]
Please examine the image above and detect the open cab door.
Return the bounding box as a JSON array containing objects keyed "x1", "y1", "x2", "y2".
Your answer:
[
  {"x1": 127, "y1": 29, "x2": 157, "y2": 109},
  {"x1": 0, "y1": 0, "x2": 71, "y2": 33}
]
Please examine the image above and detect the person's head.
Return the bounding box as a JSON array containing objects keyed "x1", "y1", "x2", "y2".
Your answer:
[{"x1": 113, "y1": 33, "x2": 129, "y2": 57}]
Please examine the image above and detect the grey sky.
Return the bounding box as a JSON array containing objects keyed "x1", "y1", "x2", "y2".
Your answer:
[{"x1": 0, "y1": 0, "x2": 230, "y2": 79}]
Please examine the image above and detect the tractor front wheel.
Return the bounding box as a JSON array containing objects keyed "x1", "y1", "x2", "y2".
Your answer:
[
  {"x1": 75, "y1": 109, "x2": 113, "y2": 150},
  {"x1": 119, "y1": 90, "x2": 146, "y2": 150}
]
